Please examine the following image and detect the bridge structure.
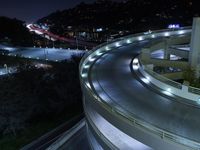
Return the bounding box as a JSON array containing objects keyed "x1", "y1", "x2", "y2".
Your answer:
[{"x1": 78, "y1": 26, "x2": 200, "y2": 150}]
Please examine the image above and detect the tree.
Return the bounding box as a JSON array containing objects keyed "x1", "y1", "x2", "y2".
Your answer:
[{"x1": 183, "y1": 67, "x2": 196, "y2": 85}]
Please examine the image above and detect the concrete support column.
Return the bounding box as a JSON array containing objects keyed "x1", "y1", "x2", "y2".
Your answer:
[
  {"x1": 164, "y1": 39, "x2": 170, "y2": 60},
  {"x1": 190, "y1": 17, "x2": 200, "y2": 77},
  {"x1": 141, "y1": 48, "x2": 151, "y2": 63}
]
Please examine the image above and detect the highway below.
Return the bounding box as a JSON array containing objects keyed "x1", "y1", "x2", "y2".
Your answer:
[
  {"x1": 58, "y1": 125, "x2": 90, "y2": 150},
  {"x1": 0, "y1": 44, "x2": 84, "y2": 62},
  {"x1": 27, "y1": 24, "x2": 96, "y2": 48},
  {"x1": 89, "y1": 40, "x2": 200, "y2": 147},
  {"x1": 9, "y1": 47, "x2": 84, "y2": 62}
]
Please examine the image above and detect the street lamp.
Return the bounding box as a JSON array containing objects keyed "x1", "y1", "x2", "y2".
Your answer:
[
  {"x1": 44, "y1": 49, "x2": 47, "y2": 60},
  {"x1": 52, "y1": 40, "x2": 55, "y2": 48},
  {"x1": 4, "y1": 64, "x2": 8, "y2": 74},
  {"x1": 75, "y1": 35, "x2": 78, "y2": 50}
]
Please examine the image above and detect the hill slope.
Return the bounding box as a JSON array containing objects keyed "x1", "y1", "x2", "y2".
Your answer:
[
  {"x1": 0, "y1": 17, "x2": 33, "y2": 46},
  {"x1": 38, "y1": 0, "x2": 197, "y2": 35}
]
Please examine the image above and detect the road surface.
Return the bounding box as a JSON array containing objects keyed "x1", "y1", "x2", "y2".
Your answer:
[{"x1": 89, "y1": 40, "x2": 200, "y2": 144}]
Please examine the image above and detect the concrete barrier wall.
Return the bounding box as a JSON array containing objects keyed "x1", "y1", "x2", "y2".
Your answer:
[{"x1": 138, "y1": 63, "x2": 200, "y2": 102}]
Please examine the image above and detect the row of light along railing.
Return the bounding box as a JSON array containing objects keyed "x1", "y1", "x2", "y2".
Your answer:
[
  {"x1": 142, "y1": 65, "x2": 183, "y2": 89},
  {"x1": 136, "y1": 41, "x2": 200, "y2": 97},
  {"x1": 82, "y1": 77, "x2": 200, "y2": 149},
  {"x1": 79, "y1": 27, "x2": 200, "y2": 149}
]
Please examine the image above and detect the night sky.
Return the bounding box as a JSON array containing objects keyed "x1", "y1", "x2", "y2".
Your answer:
[{"x1": 0, "y1": 0, "x2": 104, "y2": 23}]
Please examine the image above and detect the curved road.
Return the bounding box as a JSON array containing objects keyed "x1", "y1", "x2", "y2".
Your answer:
[{"x1": 89, "y1": 40, "x2": 200, "y2": 144}]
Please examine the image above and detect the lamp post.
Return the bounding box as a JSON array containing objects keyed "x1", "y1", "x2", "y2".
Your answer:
[
  {"x1": 44, "y1": 49, "x2": 47, "y2": 60},
  {"x1": 53, "y1": 40, "x2": 55, "y2": 48},
  {"x1": 4, "y1": 64, "x2": 8, "y2": 74},
  {"x1": 75, "y1": 35, "x2": 78, "y2": 50}
]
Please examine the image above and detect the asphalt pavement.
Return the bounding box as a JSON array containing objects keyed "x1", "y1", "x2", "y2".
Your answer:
[{"x1": 90, "y1": 42, "x2": 200, "y2": 142}]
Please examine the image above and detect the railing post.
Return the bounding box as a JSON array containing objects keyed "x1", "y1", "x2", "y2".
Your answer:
[{"x1": 162, "y1": 132, "x2": 164, "y2": 139}]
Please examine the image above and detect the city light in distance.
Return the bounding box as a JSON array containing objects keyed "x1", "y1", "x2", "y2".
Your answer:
[
  {"x1": 138, "y1": 37, "x2": 143, "y2": 41},
  {"x1": 168, "y1": 24, "x2": 180, "y2": 29}
]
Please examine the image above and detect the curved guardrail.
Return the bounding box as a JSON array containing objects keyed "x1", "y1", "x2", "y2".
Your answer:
[
  {"x1": 80, "y1": 26, "x2": 191, "y2": 67},
  {"x1": 189, "y1": 86, "x2": 200, "y2": 96},
  {"x1": 137, "y1": 34, "x2": 200, "y2": 102},
  {"x1": 142, "y1": 63, "x2": 183, "y2": 89},
  {"x1": 79, "y1": 27, "x2": 200, "y2": 149},
  {"x1": 138, "y1": 59, "x2": 200, "y2": 102},
  {"x1": 82, "y1": 78, "x2": 200, "y2": 149}
]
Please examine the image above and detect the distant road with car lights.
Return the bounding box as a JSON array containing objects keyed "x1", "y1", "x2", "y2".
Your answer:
[{"x1": 27, "y1": 24, "x2": 97, "y2": 49}]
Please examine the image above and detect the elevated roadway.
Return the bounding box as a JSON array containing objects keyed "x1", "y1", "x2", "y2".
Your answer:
[{"x1": 80, "y1": 27, "x2": 200, "y2": 149}]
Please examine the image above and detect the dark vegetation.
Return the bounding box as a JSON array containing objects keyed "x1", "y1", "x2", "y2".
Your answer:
[
  {"x1": 38, "y1": 0, "x2": 197, "y2": 36},
  {"x1": 0, "y1": 54, "x2": 84, "y2": 149},
  {"x1": 183, "y1": 67, "x2": 200, "y2": 88},
  {"x1": 0, "y1": 17, "x2": 33, "y2": 46}
]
